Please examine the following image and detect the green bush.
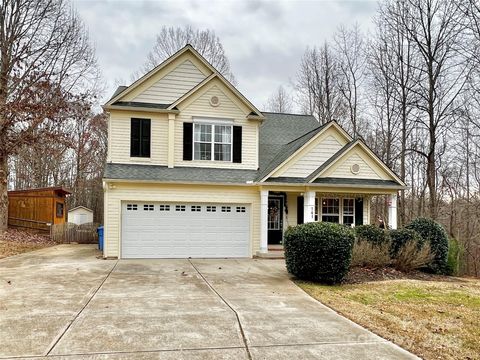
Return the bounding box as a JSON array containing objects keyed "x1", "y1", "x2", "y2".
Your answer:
[
  {"x1": 446, "y1": 238, "x2": 463, "y2": 276},
  {"x1": 284, "y1": 222, "x2": 354, "y2": 284},
  {"x1": 406, "y1": 218, "x2": 449, "y2": 274},
  {"x1": 389, "y1": 228, "x2": 424, "y2": 257},
  {"x1": 355, "y1": 224, "x2": 390, "y2": 245}
]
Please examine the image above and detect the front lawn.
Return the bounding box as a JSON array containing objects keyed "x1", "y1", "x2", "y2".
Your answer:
[
  {"x1": 297, "y1": 271, "x2": 480, "y2": 360},
  {"x1": 0, "y1": 228, "x2": 56, "y2": 259}
]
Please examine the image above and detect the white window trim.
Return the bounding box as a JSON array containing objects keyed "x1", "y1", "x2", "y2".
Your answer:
[
  {"x1": 318, "y1": 197, "x2": 355, "y2": 225},
  {"x1": 193, "y1": 122, "x2": 233, "y2": 162}
]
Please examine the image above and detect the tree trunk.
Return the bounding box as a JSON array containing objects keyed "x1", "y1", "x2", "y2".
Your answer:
[{"x1": 0, "y1": 156, "x2": 8, "y2": 232}]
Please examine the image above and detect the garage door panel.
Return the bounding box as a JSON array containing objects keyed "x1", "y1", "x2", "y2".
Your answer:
[{"x1": 121, "y1": 202, "x2": 250, "y2": 258}]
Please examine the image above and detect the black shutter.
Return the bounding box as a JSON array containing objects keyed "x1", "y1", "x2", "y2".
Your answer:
[
  {"x1": 297, "y1": 196, "x2": 304, "y2": 225},
  {"x1": 355, "y1": 198, "x2": 364, "y2": 226},
  {"x1": 183, "y1": 122, "x2": 193, "y2": 161},
  {"x1": 130, "y1": 118, "x2": 140, "y2": 157},
  {"x1": 141, "y1": 119, "x2": 151, "y2": 157},
  {"x1": 232, "y1": 126, "x2": 242, "y2": 163}
]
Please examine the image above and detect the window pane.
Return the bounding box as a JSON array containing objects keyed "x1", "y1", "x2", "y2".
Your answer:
[
  {"x1": 214, "y1": 144, "x2": 231, "y2": 161},
  {"x1": 343, "y1": 198, "x2": 354, "y2": 215},
  {"x1": 322, "y1": 198, "x2": 339, "y2": 215},
  {"x1": 194, "y1": 124, "x2": 211, "y2": 142},
  {"x1": 322, "y1": 215, "x2": 339, "y2": 223},
  {"x1": 343, "y1": 216, "x2": 354, "y2": 226},
  {"x1": 215, "y1": 125, "x2": 232, "y2": 143},
  {"x1": 194, "y1": 143, "x2": 211, "y2": 160}
]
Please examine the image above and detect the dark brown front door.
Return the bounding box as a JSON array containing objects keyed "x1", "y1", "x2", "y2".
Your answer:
[{"x1": 268, "y1": 196, "x2": 284, "y2": 244}]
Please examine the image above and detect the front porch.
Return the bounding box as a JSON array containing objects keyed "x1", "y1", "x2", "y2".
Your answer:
[{"x1": 257, "y1": 188, "x2": 398, "y2": 256}]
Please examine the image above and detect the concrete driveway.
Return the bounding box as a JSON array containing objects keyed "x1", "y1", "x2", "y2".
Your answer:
[{"x1": 0, "y1": 245, "x2": 417, "y2": 359}]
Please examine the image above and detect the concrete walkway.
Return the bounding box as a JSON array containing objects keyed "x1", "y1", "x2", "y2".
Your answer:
[{"x1": 0, "y1": 245, "x2": 418, "y2": 359}]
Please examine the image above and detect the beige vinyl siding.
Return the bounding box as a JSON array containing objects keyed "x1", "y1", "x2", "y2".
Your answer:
[
  {"x1": 103, "y1": 183, "x2": 260, "y2": 258},
  {"x1": 270, "y1": 127, "x2": 349, "y2": 178},
  {"x1": 133, "y1": 60, "x2": 206, "y2": 104},
  {"x1": 174, "y1": 81, "x2": 258, "y2": 170},
  {"x1": 108, "y1": 110, "x2": 168, "y2": 165},
  {"x1": 325, "y1": 152, "x2": 387, "y2": 179},
  {"x1": 280, "y1": 135, "x2": 344, "y2": 178}
]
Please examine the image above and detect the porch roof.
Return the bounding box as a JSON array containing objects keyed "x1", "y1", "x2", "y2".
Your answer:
[{"x1": 264, "y1": 176, "x2": 406, "y2": 190}]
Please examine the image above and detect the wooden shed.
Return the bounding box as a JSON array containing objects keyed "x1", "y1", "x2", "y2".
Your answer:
[{"x1": 8, "y1": 187, "x2": 71, "y2": 231}]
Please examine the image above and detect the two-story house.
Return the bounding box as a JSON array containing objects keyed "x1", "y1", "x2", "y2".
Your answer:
[{"x1": 102, "y1": 44, "x2": 406, "y2": 259}]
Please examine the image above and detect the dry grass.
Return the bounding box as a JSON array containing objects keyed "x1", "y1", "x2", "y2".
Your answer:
[
  {"x1": 0, "y1": 228, "x2": 56, "y2": 259},
  {"x1": 297, "y1": 276, "x2": 480, "y2": 360},
  {"x1": 351, "y1": 240, "x2": 391, "y2": 268},
  {"x1": 395, "y1": 241, "x2": 434, "y2": 272}
]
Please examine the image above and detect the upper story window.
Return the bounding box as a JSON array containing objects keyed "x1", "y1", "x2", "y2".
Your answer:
[
  {"x1": 193, "y1": 123, "x2": 232, "y2": 161},
  {"x1": 130, "y1": 118, "x2": 151, "y2": 158}
]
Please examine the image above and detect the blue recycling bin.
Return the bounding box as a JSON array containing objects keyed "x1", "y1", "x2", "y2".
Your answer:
[{"x1": 97, "y1": 226, "x2": 104, "y2": 251}]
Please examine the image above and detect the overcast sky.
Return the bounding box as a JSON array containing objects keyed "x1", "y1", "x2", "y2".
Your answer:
[{"x1": 73, "y1": 0, "x2": 378, "y2": 110}]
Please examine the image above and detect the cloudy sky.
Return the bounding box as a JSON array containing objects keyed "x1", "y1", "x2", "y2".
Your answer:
[{"x1": 73, "y1": 0, "x2": 378, "y2": 110}]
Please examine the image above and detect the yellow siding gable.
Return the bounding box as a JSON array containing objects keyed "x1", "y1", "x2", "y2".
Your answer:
[
  {"x1": 321, "y1": 145, "x2": 393, "y2": 180},
  {"x1": 174, "y1": 79, "x2": 258, "y2": 170},
  {"x1": 119, "y1": 51, "x2": 213, "y2": 103},
  {"x1": 271, "y1": 126, "x2": 349, "y2": 178},
  {"x1": 133, "y1": 60, "x2": 207, "y2": 104}
]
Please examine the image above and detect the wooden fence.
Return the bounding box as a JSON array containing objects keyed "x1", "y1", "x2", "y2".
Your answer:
[{"x1": 51, "y1": 222, "x2": 99, "y2": 244}]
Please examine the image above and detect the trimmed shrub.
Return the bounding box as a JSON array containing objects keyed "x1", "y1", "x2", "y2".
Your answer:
[
  {"x1": 351, "y1": 239, "x2": 392, "y2": 268},
  {"x1": 446, "y1": 238, "x2": 463, "y2": 276},
  {"x1": 355, "y1": 224, "x2": 390, "y2": 245},
  {"x1": 284, "y1": 222, "x2": 354, "y2": 284},
  {"x1": 406, "y1": 218, "x2": 449, "y2": 274}
]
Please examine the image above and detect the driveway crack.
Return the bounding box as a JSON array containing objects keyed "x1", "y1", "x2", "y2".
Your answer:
[
  {"x1": 188, "y1": 260, "x2": 252, "y2": 360},
  {"x1": 45, "y1": 260, "x2": 119, "y2": 356}
]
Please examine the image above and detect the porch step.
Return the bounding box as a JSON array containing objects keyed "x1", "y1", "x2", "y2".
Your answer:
[{"x1": 255, "y1": 250, "x2": 285, "y2": 259}]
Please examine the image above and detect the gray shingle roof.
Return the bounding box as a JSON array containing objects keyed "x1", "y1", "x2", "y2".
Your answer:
[
  {"x1": 112, "y1": 101, "x2": 172, "y2": 109},
  {"x1": 312, "y1": 178, "x2": 402, "y2": 187},
  {"x1": 105, "y1": 163, "x2": 257, "y2": 184}
]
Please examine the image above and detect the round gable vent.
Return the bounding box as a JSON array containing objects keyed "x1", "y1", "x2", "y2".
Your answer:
[
  {"x1": 350, "y1": 163, "x2": 360, "y2": 174},
  {"x1": 210, "y1": 95, "x2": 220, "y2": 107}
]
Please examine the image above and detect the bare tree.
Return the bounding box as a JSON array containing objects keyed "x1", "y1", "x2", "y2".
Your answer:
[
  {"x1": 296, "y1": 43, "x2": 345, "y2": 124},
  {"x1": 335, "y1": 24, "x2": 366, "y2": 137},
  {"x1": 139, "y1": 26, "x2": 236, "y2": 84},
  {"x1": 265, "y1": 85, "x2": 293, "y2": 113},
  {"x1": 398, "y1": 0, "x2": 474, "y2": 219},
  {"x1": 0, "y1": 0, "x2": 99, "y2": 231}
]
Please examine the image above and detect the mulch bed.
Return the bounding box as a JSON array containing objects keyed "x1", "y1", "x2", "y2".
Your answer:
[{"x1": 343, "y1": 266, "x2": 464, "y2": 284}]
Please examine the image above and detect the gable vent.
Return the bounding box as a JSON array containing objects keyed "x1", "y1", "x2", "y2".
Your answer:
[
  {"x1": 351, "y1": 163, "x2": 360, "y2": 174},
  {"x1": 210, "y1": 95, "x2": 220, "y2": 107}
]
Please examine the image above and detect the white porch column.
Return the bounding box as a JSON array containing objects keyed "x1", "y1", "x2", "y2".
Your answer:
[
  {"x1": 259, "y1": 190, "x2": 269, "y2": 253},
  {"x1": 388, "y1": 193, "x2": 398, "y2": 230},
  {"x1": 304, "y1": 191, "x2": 316, "y2": 223}
]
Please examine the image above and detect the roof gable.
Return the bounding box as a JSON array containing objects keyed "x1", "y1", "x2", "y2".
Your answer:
[
  {"x1": 176, "y1": 78, "x2": 249, "y2": 116},
  {"x1": 310, "y1": 140, "x2": 405, "y2": 185},
  {"x1": 107, "y1": 47, "x2": 212, "y2": 106},
  {"x1": 105, "y1": 45, "x2": 264, "y2": 118},
  {"x1": 270, "y1": 126, "x2": 349, "y2": 178},
  {"x1": 132, "y1": 59, "x2": 207, "y2": 104},
  {"x1": 258, "y1": 122, "x2": 352, "y2": 182}
]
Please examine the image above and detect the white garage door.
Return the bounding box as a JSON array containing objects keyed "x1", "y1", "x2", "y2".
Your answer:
[{"x1": 121, "y1": 202, "x2": 250, "y2": 258}]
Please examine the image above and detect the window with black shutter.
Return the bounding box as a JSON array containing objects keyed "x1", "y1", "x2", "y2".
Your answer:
[
  {"x1": 130, "y1": 118, "x2": 151, "y2": 157},
  {"x1": 232, "y1": 126, "x2": 242, "y2": 163}
]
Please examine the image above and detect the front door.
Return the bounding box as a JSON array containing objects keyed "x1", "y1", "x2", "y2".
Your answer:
[{"x1": 268, "y1": 196, "x2": 284, "y2": 245}]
